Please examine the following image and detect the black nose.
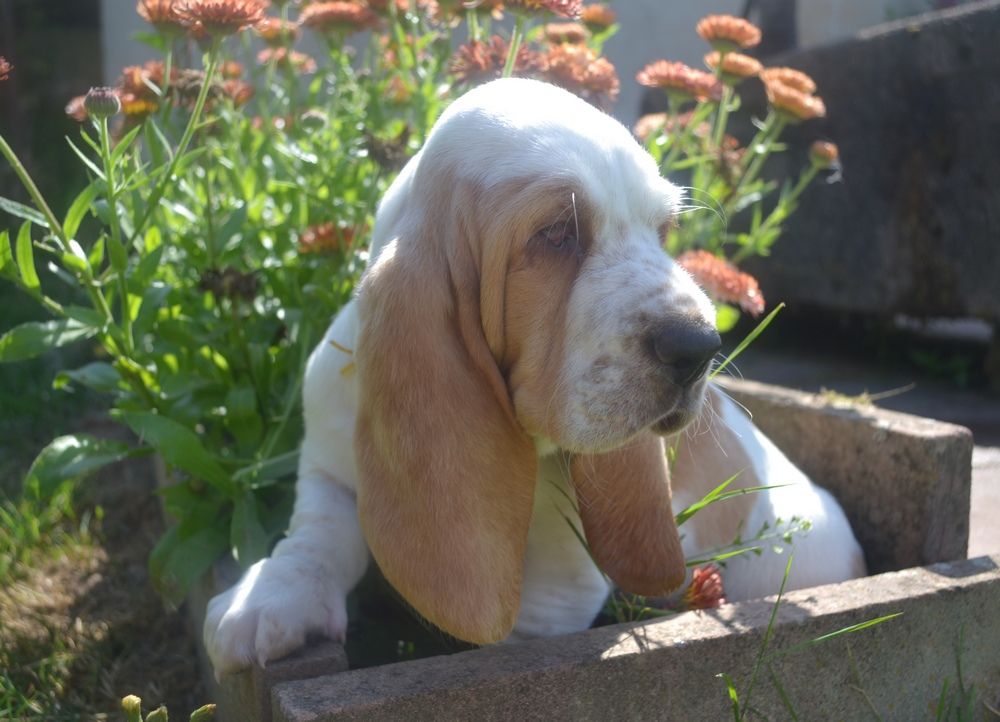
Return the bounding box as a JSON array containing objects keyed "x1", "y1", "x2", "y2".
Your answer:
[{"x1": 651, "y1": 319, "x2": 721, "y2": 386}]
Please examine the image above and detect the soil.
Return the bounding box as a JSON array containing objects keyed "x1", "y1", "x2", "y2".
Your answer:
[{"x1": 0, "y1": 416, "x2": 207, "y2": 719}]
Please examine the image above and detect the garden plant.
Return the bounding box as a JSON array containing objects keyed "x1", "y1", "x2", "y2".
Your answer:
[{"x1": 0, "y1": 0, "x2": 841, "y2": 668}]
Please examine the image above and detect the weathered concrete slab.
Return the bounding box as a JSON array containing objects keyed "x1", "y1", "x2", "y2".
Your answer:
[
  {"x1": 739, "y1": 1, "x2": 1000, "y2": 326},
  {"x1": 720, "y1": 378, "x2": 974, "y2": 573},
  {"x1": 271, "y1": 556, "x2": 1000, "y2": 721}
]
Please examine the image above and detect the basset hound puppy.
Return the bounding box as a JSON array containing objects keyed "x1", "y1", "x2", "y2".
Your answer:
[{"x1": 204, "y1": 78, "x2": 865, "y2": 676}]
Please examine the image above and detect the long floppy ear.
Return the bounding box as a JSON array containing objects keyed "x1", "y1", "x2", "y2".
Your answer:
[
  {"x1": 353, "y1": 231, "x2": 537, "y2": 645},
  {"x1": 571, "y1": 432, "x2": 686, "y2": 596}
]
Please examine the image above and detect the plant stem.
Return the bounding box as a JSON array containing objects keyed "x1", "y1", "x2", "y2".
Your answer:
[
  {"x1": 502, "y1": 14, "x2": 526, "y2": 78},
  {"x1": 129, "y1": 40, "x2": 222, "y2": 246},
  {"x1": 0, "y1": 134, "x2": 69, "y2": 253},
  {"x1": 99, "y1": 116, "x2": 135, "y2": 355},
  {"x1": 731, "y1": 164, "x2": 818, "y2": 264}
]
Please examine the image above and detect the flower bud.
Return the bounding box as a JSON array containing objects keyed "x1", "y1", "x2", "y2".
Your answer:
[
  {"x1": 121, "y1": 695, "x2": 143, "y2": 722},
  {"x1": 810, "y1": 140, "x2": 840, "y2": 169},
  {"x1": 84, "y1": 87, "x2": 121, "y2": 119}
]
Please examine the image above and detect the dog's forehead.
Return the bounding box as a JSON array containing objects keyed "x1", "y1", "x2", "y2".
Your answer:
[{"x1": 424, "y1": 79, "x2": 680, "y2": 224}]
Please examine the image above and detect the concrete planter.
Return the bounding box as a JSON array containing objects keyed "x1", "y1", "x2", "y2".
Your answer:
[{"x1": 192, "y1": 379, "x2": 996, "y2": 720}]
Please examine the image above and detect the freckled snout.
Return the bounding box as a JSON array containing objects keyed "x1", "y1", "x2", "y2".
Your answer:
[{"x1": 650, "y1": 318, "x2": 721, "y2": 387}]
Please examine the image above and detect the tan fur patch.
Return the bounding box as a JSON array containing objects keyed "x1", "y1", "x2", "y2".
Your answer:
[{"x1": 571, "y1": 433, "x2": 686, "y2": 596}]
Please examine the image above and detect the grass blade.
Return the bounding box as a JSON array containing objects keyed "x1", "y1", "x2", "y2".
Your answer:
[{"x1": 711, "y1": 302, "x2": 785, "y2": 379}]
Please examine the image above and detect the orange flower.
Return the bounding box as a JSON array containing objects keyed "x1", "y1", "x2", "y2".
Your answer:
[
  {"x1": 0, "y1": 56, "x2": 11, "y2": 82},
  {"x1": 636, "y1": 60, "x2": 722, "y2": 102},
  {"x1": 704, "y1": 51, "x2": 761, "y2": 84},
  {"x1": 299, "y1": 2, "x2": 379, "y2": 35},
  {"x1": 221, "y1": 60, "x2": 245, "y2": 79},
  {"x1": 257, "y1": 47, "x2": 318, "y2": 74},
  {"x1": 682, "y1": 564, "x2": 726, "y2": 610},
  {"x1": 763, "y1": 79, "x2": 826, "y2": 122},
  {"x1": 173, "y1": 0, "x2": 267, "y2": 36},
  {"x1": 299, "y1": 222, "x2": 360, "y2": 254},
  {"x1": 450, "y1": 36, "x2": 542, "y2": 85},
  {"x1": 65, "y1": 95, "x2": 89, "y2": 122},
  {"x1": 541, "y1": 44, "x2": 619, "y2": 109},
  {"x1": 506, "y1": 0, "x2": 581, "y2": 18},
  {"x1": 696, "y1": 14, "x2": 761, "y2": 52},
  {"x1": 119, "y1": 94, "x2": 160, "y2": 118},
  {"x1": 633, "y1": 112, "x2": 668, "y2": 143},
  {"x1": 224, "y1": 79, "x2": 254, "y2": 106},
  {"x1": 137, "y1": 0, "x2": 186, "y2": 35},
  {"x1": 545, "y1": 22, "x2": 589, "y2": 45},
  {"x1": 810, "y1": 140, "x2": 839, "y2": 168},
  {"x1": 677, "y1": 250, "x2": 765, "y2": 317},
  {"x1": 255, "y1": 16, "x2": 300, "y2": 45},
  {"x1": 580, "y1": 3, "x2": 615, "y2": 29},
  {"x1": 759, "y1": 66, "x2": 816, "y2": 94}
]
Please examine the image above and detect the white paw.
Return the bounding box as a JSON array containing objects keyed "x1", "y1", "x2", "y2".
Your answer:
[{"x1": 203, "y1": 556, "x2": 348, "y2": 678}]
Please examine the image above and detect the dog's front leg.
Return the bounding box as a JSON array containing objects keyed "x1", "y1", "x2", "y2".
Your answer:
[{"x1": 203, "y1": 463, "x2": 368, "y2": 677}]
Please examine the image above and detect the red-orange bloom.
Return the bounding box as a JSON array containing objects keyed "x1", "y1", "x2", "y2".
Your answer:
[
  {"x1": 636, "y1": 60, "x2": 722, "y2": 102},
  {"x1": 541, "y1": 43, "x2": 619, "y2": 109},
  {"x1": 137, "y1": 0, "x2": 186, "y2": 35},
  {"x1": 450, "y1": 36, "x2": 543, "y2": 85},
  {"x1": 220, "y1": 60, "x2": 244, "y2": 79},
  {"x1": 704, "y1": 51, "x2": 762, "y2": 84},
  {"x1": 0, "y1": 56, "x2": 11, "y2": 82},
  {"x1": 65, "y1": 95, "x2": 88, "y2": 122},
  {"x1": 580, "y1": 3, "x2": 615, "y2": 29},
  {"x1": 810, "y1": 140, "x2": 840, "y2": 168},
  {"x1": 257, "y1": 47, "x2": 318, "y2": 74},
  {"x1": 763, "y1": 79, "x2": 826, "y2": 122},
  {"x1": 224, "y1": 79, "x2": 254, "y2": 106},
  {"x1": 759, "y1": 66, "x2": 816, "y2": 94},
  {"x1": 299, "y1": 2, "x2": 379, "y2": 34},
  {"x1": 677, "y1": 250, "x2": 765, "y2": 317},
  {"x1": 298, "y1": 222, "x2": 361, "y2": 254},
  {"x1": 696, "y1": 14, "x2": 761, "y2": 51},
  {"x1": 174, "y1": 0, "x2": 268, "y2": 36},
  {"x1": 682, "y1": 565, "x2": 726, "y2": 610},
  {"x1": 255, "y1": 16, "x2": 300, "y2": 45},
  {"x1": 506, "y1": 0, "x2": 581, "y2": 18}
]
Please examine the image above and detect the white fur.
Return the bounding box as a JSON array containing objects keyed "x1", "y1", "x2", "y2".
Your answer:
[{"x1": 204, "y1": 79, "x2": 864, "y2": 677}]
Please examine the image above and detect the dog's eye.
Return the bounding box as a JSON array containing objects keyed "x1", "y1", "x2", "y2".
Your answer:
[{"x1": 533, "y1": 224, "x2": 578, "y2": 252}]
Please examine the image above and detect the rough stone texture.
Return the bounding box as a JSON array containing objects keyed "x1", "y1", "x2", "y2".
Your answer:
[
  {"x1": 738, "y1": 1, "x2": 1000, "y2": 326},
  {"x1": 271, "y1": 556, "x2": 1000, "y2": 721},
  {"x1": 721, "y1": 378, "x2": 973, "y2": 574}
]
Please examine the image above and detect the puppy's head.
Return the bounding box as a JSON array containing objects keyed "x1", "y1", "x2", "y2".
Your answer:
[{"x1": 354, "y1": 79, "x2": 715, "y2": 643}]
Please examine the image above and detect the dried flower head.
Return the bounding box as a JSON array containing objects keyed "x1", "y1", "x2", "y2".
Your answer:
[
  {"x1": 682, "y1": 565, "x2": 726, "y2": 610},
  {"x1": 763, "y1": 78, "x2": 826, "y2": 122},
  {"x1": 298, "y1": 222, "x2": 360, "y2": 254},
  {"x1": 580, "y1": 3, "x2": 615, "y2": 29},
  {"x1": 677, "y1": 250, "x2": 765, "y2": 316},
  {"x1": 810, "y1": 140, "x2": 840, "y2": 168},
  {"x1": 255, "y1": 16, "x2": 300, "y2": 44},
  {"x1": 137, "y1": 0, "x2": 186, "y2": 35},
  {"x1": 257, "y1": 47, "x2": 318, "y2": 73},
  {"x1": 636, "y1": 60, "x2": 723, "y2": 102},
  {"x1": 84, "y1": 87, "x2": 122, "y2": 119},
  {"x1": 0, "y1": 56, "x2": 11, "y2": 82},
  {"x1": 545, "y1": 22, "x2": 589, "y2": 44},
  {"x1": 759, "y1": 66, "x2": 816, "y2": 94},
  {"x1": 299, "y1": 2, "x2": 379, "y2": 35},
  {"x1": 450, "y1": 36, "x2": 542, "y2": 85},
  {"x1": 174, "y1": 0, "x2": 268, "y2": 36},
  {"x1": 541, "y1": 44, "x2": 619, "y2": 109},
  {"x1": 65, "y1": 95, "x2": 89, "y2": 122},
  {"x1": 704, "y1": 51, "x2": 762, "y2": 84},
  {"x1": 506, "y1": 0, "x2": 581, "y2": 18},
  {"x1": 198, "y1": 267, "x2": 259, "y2": 301},
  {"x1": 696, "y1": 14, "x2": 761, "y2": 52}
]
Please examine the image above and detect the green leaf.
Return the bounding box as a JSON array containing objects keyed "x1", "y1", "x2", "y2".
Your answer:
[
  {"x1": 711, "y1": 302, "x2": 785, "y2": 380},
  {"x1": 23, "y1": 434, "x2": 138, "y2": 500},
  {"x1": 63, "y1": 181, "x2": 100, "y2": 241},
  {"x1": 0, "y1": 230, "x2": 14, "y2": 280},
  {"x1": 119, "y1": 411, "x2": 234, "y2": 493},
  {"x1": 149, "y1": 523, "x2": 228, "y2": 607},
  {"x1": 54, "y1": 361, "x2": 121, "y2": 393},
  {"x1": 61, "y1": 239, "x2": 91, "y2": 273},
  {"x1": 0, "y1": 195, "x2": 48, "y2": 227},
  {"x1": 111, "y1": 123, "x2": 144, "y2": 166},
  {"x1": 62, "y1": 305, "x2": 106, "y2": 327},
  {"x1": 231, "y1": 492, "x2": 270, "y2": 567},
  {"x1": 715, "y1": 303, "x2": 740, "y2": 333},
  {"x1": 233, "y1": 450, "x2": 299, "y2": 487},
  {"x1": 88, "y1": 236, "x2": 105, "y2": 268},
  {"x1": 64, "y1": 136, "x2": 106, "y2": 181},
  {"x1": 107, "y1": 231, "x2": 127, "y2": 272},
  {"x1": 15, "y1": 221, "x2": 39, "y2": 291},
  {"x1": 0, "y1": 318, "x2": 96, "y2": 362},
  {"x1": 133, "y1": 282, "x2": 171, "y2": 336}
]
